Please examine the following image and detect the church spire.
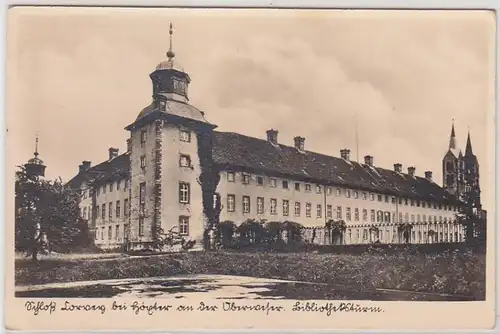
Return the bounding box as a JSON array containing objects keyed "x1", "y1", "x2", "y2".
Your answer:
[
  {"x1": 449, "y1": 119, "x2": 456, "y2": 149},
  {"x1": 465, "y1": 130, "x2": 474, "y2": 156},
  {"x1": 34, "y1": 133, "x2": 39, "y2": 158}
]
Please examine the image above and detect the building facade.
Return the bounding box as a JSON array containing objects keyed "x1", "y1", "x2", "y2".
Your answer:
[{"x1": 67, "y1": 26, "x2": 482, "y2": 250}]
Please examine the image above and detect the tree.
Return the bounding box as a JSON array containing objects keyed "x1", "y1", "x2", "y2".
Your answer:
[
  {"x1": 15, "y1": 167, "x2": 88, "y2": 261},
  {"x1": 151, "y1": 226, "x2": 196, "y2": 252}
]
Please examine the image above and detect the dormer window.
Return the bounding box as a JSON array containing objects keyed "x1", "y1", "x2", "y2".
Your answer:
[{"x1": 159, "y1": 100, "x2": 166, "y2": 111}]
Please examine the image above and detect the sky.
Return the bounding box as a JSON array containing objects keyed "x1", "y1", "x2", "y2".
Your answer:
[{"x1": 6, "y1": 7, "x2": 495, "y2": 210}]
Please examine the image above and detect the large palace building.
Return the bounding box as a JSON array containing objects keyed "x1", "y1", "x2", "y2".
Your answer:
[{"x1": 67, "y1": 26, "x2": 482, "y2": 250}]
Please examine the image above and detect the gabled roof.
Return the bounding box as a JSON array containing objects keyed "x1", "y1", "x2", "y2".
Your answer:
[
  {"x1": 66, "y1": 153, "x2": 130, "y2": 190},
  {"x1": 212, "y1": 131, "x2": 459, "y2": 204}
]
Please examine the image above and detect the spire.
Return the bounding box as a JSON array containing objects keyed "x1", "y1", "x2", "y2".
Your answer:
[
  {"x1": 166, "y1": 22, "x2": 175, "y2": 61},
  {"x1": 465, "y1": 130, "x2": 474, "y2": 156},
  {"x1": 449, "y1": 119, "x2": 456, "y2": 149}
]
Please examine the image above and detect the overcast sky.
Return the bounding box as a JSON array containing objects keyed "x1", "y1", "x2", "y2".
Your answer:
[{"x1": 7, "y1": 7, "x2": 495, "y2": 209}]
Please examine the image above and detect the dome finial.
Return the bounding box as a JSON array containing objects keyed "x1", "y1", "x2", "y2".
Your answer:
[
  {"x1": 166, "y1": 22, "x2": 175, "y2": 60},
  {"x1": 34, "y1": 133, "x2": 39, "y2": 158}
]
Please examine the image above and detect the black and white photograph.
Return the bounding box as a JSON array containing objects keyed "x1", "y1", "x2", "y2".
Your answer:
[{"x1": 5, "y1": 6, "x2": 496, "y2": 331}]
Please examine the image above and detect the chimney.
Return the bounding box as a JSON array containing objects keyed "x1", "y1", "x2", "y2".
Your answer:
[
  {"x1": 394, "y1": 163, "x2": 402, "y2": 173},
  {"x1": 108, "y1": 147, "x2": 119, "y2": 161},
  {"x1": 126, "y1": 138, "x2": 132, "y2": 153},
  {"x1": 425, "y1": 171, "x2": 433, "y2": 182},
  {"x1": 340, "y1": 149, "x2": 351, "y2": 161},
  {"x1": 407, "y1": 166, "x2": 416, "y2": 177},
  {"x1": 266, "y1": 129, "x2": 278, "y2": 145},
  {"x1": 364, "y1": 155, "x2": 373, "y2": 166},
  {"x1": 79, "y1": 161, "x2": 91, "y2": 173},
  {"x1": 294, "y1": 136, "x2": 305, "y2": 151}
]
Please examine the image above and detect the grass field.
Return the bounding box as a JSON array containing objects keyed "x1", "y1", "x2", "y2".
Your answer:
[{"x1": 15, "y1": 249, "x2": 485, "y2": 300}]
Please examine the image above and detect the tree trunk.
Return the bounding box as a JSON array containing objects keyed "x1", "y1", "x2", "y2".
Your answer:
[{"x1": 31, "y1": 247, "x2": 38, "y2": 262}]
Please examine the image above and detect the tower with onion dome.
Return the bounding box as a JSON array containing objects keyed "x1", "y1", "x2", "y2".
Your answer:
[
  {"x1": 24, "y1": 135, "x2": 46, "y2": 179},
  {"x1": 124, "y1": 23, "x2": 217, "y2": 250}
]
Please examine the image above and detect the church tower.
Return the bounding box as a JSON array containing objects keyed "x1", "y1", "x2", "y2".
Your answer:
[
  {"x1": 24, "y1": 135, "x2": 46, "y2": 179},
  {"x1": 461, "y1": 131, "x2": 481, "y2": 209},
  {"x1": 125, "y1": 24, "x2": 217, "y2": 250},
  {"x1": 442, "y1": 121, "x2": 461, "y2": 195}
]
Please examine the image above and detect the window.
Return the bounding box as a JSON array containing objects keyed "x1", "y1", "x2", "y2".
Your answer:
[
  {"x1": 270, "y1": 198, "x2": 277, "y2": 215},
  {"x1": 179, "y1": 154, "x2": 191, "y2": 167},
  {"x1": 124, "y1": 199, "x2": 129, "y2": 217},
  {"x1": 295, "y1": 202, "x2": 301, "y2": 216},
  {"x1": 109, "y1": 183, "x2": 113, "y2": 192},
  {"x1": 384, "y1": 195, "x2": 389, "y2": 203},
  {"x1": 179, "y1": 182, "x2": 190, "y2": 203},
  {"x1": 346, "y1": 207, "x2": 352, "y2": 221},
  {"x1": 384, "y1": 212, "x2": 391, "y2": 223},
  {"x1": 417, "y1": 214, "x2": 421, "y2": 222},
  {"x1": 243, "y1": 196, "x2": 251, "y2": 213},
  {"x1": 391, "y1": 196, "x2": 396, "y2": 204},
  {"x1": 242, "y1": 174, "x2": 250, "y2": 185},
  {"x1": 370, "y1": 193, "x2": 375, "y2": 201},
  {"x1": 227, "y1": 195, "x2": 235, "y2": 212},
  {"x1": 411, "y1": 200, "x2": 415, "y2": 207},
  {"x1": 353, "y1": 191, "x2": 358, "y2": 199},
  {"x1": 270, "y1": 178, "x2": 277, "y2": 187},
  {"x1": 306, "y1": 203, "x2": 312, "y2": 217},
  {"x1": 399, "y1": 212, "x2": 403, "y2": 223},
  {"x1": 316, "y1": 185, "x2": 321, "y2": 194},
  {"x1": 139, "y1": 182, "x2": 146, "y2": 216},
  {"x1": 282, "y1": 180, "x2": 289, "y2": 189},
  {"x1": 305, "y1": 184, "x2": 312, "y2": 192},
  {"x1": 101, "y1": 227, "x2": 105, "y2": 240},
  {"x1": 316, "y1": 204, "x2": 322, "y2": 218},
  {"x1": 354, "y1": 208, "x2": 359, "y2": 221},
  {"x1": 173, "y1": 78, "x2": 187, "y2": 95},
  {"x1": 227, "y1": 172, "x2": 235, "y2": 182},
  {"x1": 377, "y1": 195, "x2": 382, "y2": 202},
  {"x1": 140, "y1": 130, "x2": 147, "y2": 148},
  {"x1": 336, "y1": 206, "x2": 342, "y2": 219},
  {"x1": 327, "y1": 187, "x2": 332, "y2": 195},
  {"x1": 417, "y1": 200, "x2": 421, "y2": 207},
  {"x1": 140, "y1": 155, "x2": 146, "y2": 169},
  {"x1": 96, "y1": 205, "x2": 100, "y2": 220},
  {"x1": 179, "y1": 128, "x2": 191, "y2": 142},
  {"x1": 108, "y1": 202, "x2": 112, "y2": 218},
  {"x1": 283, "y1": 200, "x2": 289, "y2": 216},
  {"x1": 97, "y1": 188, "x2": 100, "y2": 196},
  {"x1": 102, "y1": 205, "x2": 106, "y2": 219},
  {"x1": 117, "y1": 180, "x2": 121, "y2": 190},
  {"x1": 398, "y1": 198, "x2": 403, "y2": 205},
  {"x1": 363, "y1": 192, "x2": 367, "y2": 200},
  {"x1": 422, "y1": 214, "x2": 427, "y2": 222},
  {"x1": 116, "y1": 201, "x2": 121, "y2": 218},
  {"x1": 346, "y1": 190, "x2": 351, "y2": 198},
  {"x1": 103, "y1": 185, "x2": 106, "y2": 194},
  {"x1": 257, "y1": 197, "x2": 264, "y2": 214},
  {"x1": 326, "y1": 205, "x2": 332, "y2": 218},
  {"x1": 363, "y1": 229, "x2": 368, "y2": 240},
  {"x1": 405, "y1": 213, "x2": 409, "y2": 222},
  {"x1": 363, "y1": 209, "x2": 368, "y2": 221},
  {"x1": 257, "y1": 176, "x2": 264, "y2": 186},
  {"x1": 124, "y1": 180, "x2": 129, "y2": 190},
  {"x1": 179, "y1": 216, "x2": 189, "y2": 235},
  {"x1": 116, "y1": 225, "x2": 120, "y2": 240},
  {"x1": 108, "y1": 226, "x2": 112, "y2": 240},
  {"x1": 336, "y1": 188, "x2": 341, "y2": 196},
  {"x1": 405, "y1": 198, "x2": 409, "y2": 205},
  {"x1": 377, "y1": 211, "x2": 383, "y2": 222},
  {"x1": 295, "y1": 183, "x2": 300, "y2": 191},
  {"x1": 370, "y1": 209, "x2": 375, "y2": 222},
  {"x1": 411, "y1": 214, "x2": 415, "y2": 223},
  {"x1": 82, "y1": 207, "x2": 87, "y2": 219},
  {"x1": 139, "y1": 218, "x2": 144, "y2": 237}
]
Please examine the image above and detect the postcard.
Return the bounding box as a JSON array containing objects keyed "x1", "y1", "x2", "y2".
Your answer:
[{"x1": 4, "y1": 6, "x2": 496, "y2": 330}]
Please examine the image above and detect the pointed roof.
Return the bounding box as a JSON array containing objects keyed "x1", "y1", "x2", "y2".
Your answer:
[
  {"x1": 449, "y1": 121, "x2": 457, "y2": 150},
  {"x1": 465, "y1": 131, "x2": 474, "y2": 156}
]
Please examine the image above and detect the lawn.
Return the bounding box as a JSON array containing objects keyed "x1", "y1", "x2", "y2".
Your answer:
[{"x1": 15, "y1": 249, "x2": 485, "y2": 300}]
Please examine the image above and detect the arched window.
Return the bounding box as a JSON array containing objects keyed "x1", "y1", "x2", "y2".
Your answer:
[{"x1": 446, "y1": 161, "x2": 454, "y2": 172}]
